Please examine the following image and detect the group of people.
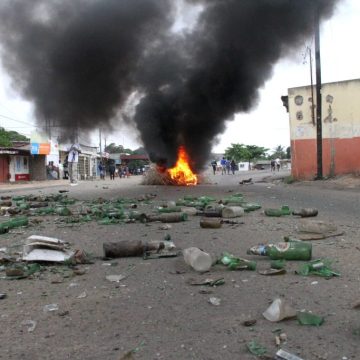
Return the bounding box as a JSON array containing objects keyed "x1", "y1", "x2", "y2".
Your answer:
[
  {"x1": 271, "y1": 158, "x2": 281, "y2": 172},
  {"x1": 98, "y1": 162, "x2": 133, "y2": 180},
  {"x1": 211, "y1": 157, "x2": 237, "y2": 175}
]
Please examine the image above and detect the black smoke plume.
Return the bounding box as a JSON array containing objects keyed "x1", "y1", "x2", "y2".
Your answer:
[{"x1": 0, "y1": 0, "x2": 340, "y2": 169}]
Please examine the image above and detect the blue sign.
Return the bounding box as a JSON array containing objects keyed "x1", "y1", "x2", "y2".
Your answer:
[{"x1": 31, "y1": 143, "x2": 39, "y2": 155}]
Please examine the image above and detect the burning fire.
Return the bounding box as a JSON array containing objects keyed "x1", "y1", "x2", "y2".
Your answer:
[{"x1": 168, "y1": 146, "x2": 198, "y2": 186}]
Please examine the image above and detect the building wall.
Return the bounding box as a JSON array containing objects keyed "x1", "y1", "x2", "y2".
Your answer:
[
  {"x1": 0, "y1": 156, "x2": 10, "y2": 182},
  {"x1": 288, "y1": 79, "x2": 360, "y2": 179},
  {"x1": 9, "y1": 155, "x2": 30, "y2": 182},
  {"x1": 29, "y1": 155, "x2": 47, "y2": 181}
]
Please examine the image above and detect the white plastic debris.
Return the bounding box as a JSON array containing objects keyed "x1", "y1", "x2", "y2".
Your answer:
[
  {"x1": 77, "y1": 291, "x2": 87, "y2": 299},
  {"x1": 21, "y1": 320, "x2": 37, "y2": 333},
  {"x1": 43, "y1": 304, "x2": 59, "y2": 312},
  {"x1": 275, "y1": 349, "x2": 304, "y2": 360},
  {"x1": 263, "y1": 298, "x2": 297, "y2": 322},
  {"x1": 106, "y1": 274, "x2": 126, "y2": 282},
  {"x1": 209, "y1": 297, "x2": 221, "y2": 306},
  {"x1": 23, "y1": 235, "x2": 74, "y2": 262}
]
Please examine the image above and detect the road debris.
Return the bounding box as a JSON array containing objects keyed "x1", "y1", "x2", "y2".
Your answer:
[
  {"x1": 103, "y1": 240, "x2": 175, "y2": 258},
  {"x1": 297, "y1": 311, "x2": 324, "y2": 326},
  {"x1": 200, "y1": 217, "x2": 222, "y2": 228},
  {"x1": 296, "y1": 219, "x2": 337, "y2": 234},
  {"x1": 22, "y1": 235, "x2": 74, "y2": 262},
  {"x1": 292, "y1": 208, "x2": 318, "y2": 217},
  {"x1": 264, "y1": 205, "x2": 291, "y2": 217},
  {"x1": 21, "y1": 320, "x2": 37, "y2": 333},
  {"x1": 208, "y1": 297, "x2": 221, "y2": 306},
  {"x1": 183, "y1": 247, "x2": 212, "y2": 272},
  {"x1": 187, "y1": 277, "x2": 225, "y2": 287},
  {"x1": 296, "y1": 259, "x2": 340, "y2": 278},
  {"x1": 219, "y1": 252, "x2": 256, "y2": 270},
  {"x1": 106, "y1": 274, "x2": 126, "y2": 282},
  {"x1": 263, "y1": 298, "x2": 297, "y2": 322},
  {"x1": 243, "y1": 319, "x2": 257, "y2": 327},
  {"x1": 43, "y1": 304, "x2": 59, "y2": 312},
  {"x1": 275, "y1": 349, "x2": 304, "y2": 360},
  {"x1": 247, "y1": 242, "x2": 312, "y2": 260},
  {"x1": 246, "y1": 340, "x2": 267, "y2": 356}
]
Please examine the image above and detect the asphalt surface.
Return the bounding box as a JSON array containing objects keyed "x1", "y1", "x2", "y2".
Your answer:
[{"x1": 0, "y1": 169, "x2": 359, "y2": 360}]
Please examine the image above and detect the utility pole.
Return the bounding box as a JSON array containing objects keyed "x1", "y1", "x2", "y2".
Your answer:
[
  {"x1": 315, "y1": 5, "x2": 323, "y2": 179},
  {"x1": 99, "y1": 128, "x2": 102, "y2": 156},
  {"x1": 307, "y1": 46, "x2": 316, "y2": 126}
]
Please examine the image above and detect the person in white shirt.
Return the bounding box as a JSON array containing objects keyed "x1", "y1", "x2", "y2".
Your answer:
[
  {"x1": 275, "y1": 158, "x2": 281, "y2": 172},
  {"x1": 67, "y1": 143, "x2": 82, "y2": 185}
]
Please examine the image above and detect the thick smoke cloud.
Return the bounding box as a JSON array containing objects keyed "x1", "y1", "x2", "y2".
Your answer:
[{"x1": 0, "y1": 0, "x2": 339, "y2": 169}]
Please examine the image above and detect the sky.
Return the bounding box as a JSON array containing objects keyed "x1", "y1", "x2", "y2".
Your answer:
[{"x1": 0, "y1": 0, "x2": 359, "y2": 154}]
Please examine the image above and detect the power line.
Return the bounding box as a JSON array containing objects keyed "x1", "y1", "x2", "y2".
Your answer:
[{"x1": 0, "y1": 113, "x2": 35, "y2": 127}]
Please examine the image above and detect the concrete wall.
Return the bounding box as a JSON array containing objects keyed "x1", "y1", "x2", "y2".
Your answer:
[
  {"x1": 29, "y1": 155, "x2": 47, "y2": 181},
  {"x1": 288, "y1": 79, "x2": 360, "y2": 179}
]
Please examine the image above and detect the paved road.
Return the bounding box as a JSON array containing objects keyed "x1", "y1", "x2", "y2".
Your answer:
[{"x1": 1, "y1": 169, "x2": 360, "y2": 359}]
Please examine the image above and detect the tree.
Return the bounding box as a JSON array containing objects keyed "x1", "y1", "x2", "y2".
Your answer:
[
  {"x1": 269, "y1": 145, "x2": 287, "y2": 159},
  {"x1": 0, "y1": 127, "x2": 29, "y2": 147},
  {"x1": 286, "y1": 146, "x2": 291, "y2": 159},
  {"x1": 105, "y1": 143, "x2": 133, "y2": 154},
  {"x1": 225, "y1": 143, "x2": 268, "y2": 166},
  {"x1": 224, "y1": 143, "x2": 249, "y2": 162},
  {"x1": 132, "y1": 147, "x2": 147, "y2": 155}
]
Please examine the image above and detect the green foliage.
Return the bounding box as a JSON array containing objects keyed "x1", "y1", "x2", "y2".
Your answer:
[
  {"x1": 283, "y1": 175, "x2": 295, "y2": 184},
  {"x1": 225, "y1": 143, "x2": 268, "y2": 164},
  {"x1": 0, "y1": 127, "x2": 29, "y2": 147},
  {"x1": 286, "y1": 146, "x2": 291, "y2": 159},
  {"x1": 105, "y1": 143, "x2": 133, "y2": 154},
  {"x1": 132, "y1": 147, "x2": 147, "y2": 155},
  {"x1": 269, "y1": 145, "x2": 287, "y2": 159}
]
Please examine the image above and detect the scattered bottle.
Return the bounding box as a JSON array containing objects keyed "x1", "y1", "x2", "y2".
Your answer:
[
  {"x1": 221, "y1": 206, "x2": 244, "y2": 218},
  {"x1": 0, "y1": 216, "x2": 29, "y2": 234},
  {"x1": 292, "y1": 208, "x2": 318, "y2": 217},
  {"x1": 0, "y1": 200, "x2": 12, "y2": 207},
  {"x1": 146, "y1": 213, "x2": 188, "y2": 223},
  {"x1": 157, "y1": 206, "x2": 182, "y2": 213},
  {"x1": 241, "y1": 203, "x2": 262, "y2": 212},
  {"x1": 264, "y1": 205, "x2": 291, "y2": 217},
  {"x1": 55, "y1": 207, "x2": 72, "y2": 216},
  {"x1": 296, "y1": 259, "x2": 340, "y2": 277},
  {"x1": 297, "y1": 219, "x2": 337, "y2": 234},
  {"x1": 247, "y1": 242, "x2": 312, "y2": 261},
  {"x1": 220, "y1": 252, "x2": 256, "y2": 270},
  {"x1": 103, "y1": 240, "x2": 171, "y2": 258},
  {"x1": 204, "y1": 204, "x2": 224, "y2": 217},
  {"x1": 200, "y1": 217, "x2": 222, "y2": 228},
  {"x1": 183, "y1": 247, "x2": 212, "y2": 272}
]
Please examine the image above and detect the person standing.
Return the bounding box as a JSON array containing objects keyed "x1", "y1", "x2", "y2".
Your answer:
[
  {"x1": 230, "y1": 159, "x2": 236, "y2": 175},
  {"x1": 98, "y1": 162, "x2": 105, "y2": 179},
  {"x1": 220, "y1": 157, "x2": 227, "y2": 175},
  {"x1": 275, "y1": 158, "x2": 281, "y2": 172},
  {"x1": 226, "y1": 158, "x2": 231, "y2": 174},
  {"x1": 109, "y1": 162, "x2": 116, "y2": 180},
  {"x1": 270, "y1": 159, "x2": 275, "y2": 172},
  {"x1": 67, "y1": 143, "x2": 81, "y2": 186},
  {"x1": 211, "y1": 160, "x2": 217, "y2": 175}
]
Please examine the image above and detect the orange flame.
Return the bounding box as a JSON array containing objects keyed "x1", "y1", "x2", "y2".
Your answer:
[{"x1": 168, "y1": 146, "x2": 198, "y2": 186}]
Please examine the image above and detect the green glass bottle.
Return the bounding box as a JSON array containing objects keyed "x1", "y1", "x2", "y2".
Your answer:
[
  {"x1": 220, "y1": 252, "x2": 256, "y2": 270},
  {"x1": 265, "y1": 205, "x2": 291, "y2": 217},
  {"x1": 0, "y1": 216, "x2": 29, "y2": 234},
  {"x1": 247, "y1": 242, "x2": 312, "y2": 261},
  {"x1": 157, "y1": 206, "x2": 182, "y2": 213},
  {"x1": 242, "y1": 203, "x2": 261, "y2": 212}
]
